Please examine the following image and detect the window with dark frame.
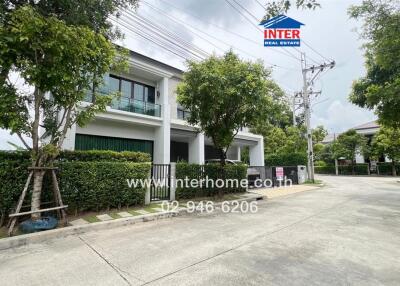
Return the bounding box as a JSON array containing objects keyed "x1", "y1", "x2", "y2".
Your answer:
[{"x1": 108, "y1": 74, "x2": 156, "y2": 104}]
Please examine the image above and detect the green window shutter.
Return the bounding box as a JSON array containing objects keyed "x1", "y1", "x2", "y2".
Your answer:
[{"x1": 75, "y1": 134, "x2": 153, "y2": 160}]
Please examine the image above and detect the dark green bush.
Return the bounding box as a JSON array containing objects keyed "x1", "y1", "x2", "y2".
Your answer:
[
  {"x1": 175, "y1": 163, "x2": 247, "y2": 199},
  {"x1": 338, "y1": 164, "x2": 369, "y2": 175},
  {"x1": 314, "y1": 165, "x2": 336, "y2": 174},
  {"x1": 60, "y1": 162, "x2": 150, "y2": 212},
  {"x1": 376, "y1": 163, "x2": 400, "y2": 176},
  {"x1": 0, "y1": 160, "x2": 150, "y2": 224},
  {"x1": 265, "y1": 152, "x2": 307, "y2": 166},
  {"x1": 0, "y1": 150, "x2": 151, "y2": 163},
  {"x1": 59, "y1": 150, "x2": 151, "y2": 162},
  {"x1": 314, "y1": 164, "x2": 369, "y2": 175}
]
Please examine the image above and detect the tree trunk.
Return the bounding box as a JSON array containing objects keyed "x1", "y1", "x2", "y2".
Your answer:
[
  {"x1": 218, "y1": 148, "x2": 226, "y2": 198},
  {"x1": 392, "y1": 161, "x2": 397, "y2": 177},
  {"x1": 31, "y1": 170, "x2": 46, "y2": 220}
]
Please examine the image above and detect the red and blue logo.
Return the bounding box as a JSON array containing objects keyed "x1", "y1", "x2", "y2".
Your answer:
[{"x1": 260, "y1": 15, "x2": 304, "y2": 47}]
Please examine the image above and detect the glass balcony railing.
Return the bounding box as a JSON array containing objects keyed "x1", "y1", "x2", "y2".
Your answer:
[
  {"x1": 84, "y1": 92, "x2": 161, "y2": 117},
  {"x1": 177, "y1": 108, "x2": 191, "y2": 120},
  {"x1": 111, "y1": 97, "x2": 161, "y2": 117}
]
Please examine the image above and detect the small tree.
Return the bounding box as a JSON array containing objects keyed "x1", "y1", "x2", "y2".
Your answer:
[
  {"x1": 332, "y1": 129, "x2": 368, "y2": 175},
  {"x1": 371, "y1": 126, "x2": 400, "y2": 176},
  {"x1": 0, "y1": 6, "x2": 126, "y2": 220},
  {"x1": 177, "y1": 51, "x2": 273, "y2": 165}
]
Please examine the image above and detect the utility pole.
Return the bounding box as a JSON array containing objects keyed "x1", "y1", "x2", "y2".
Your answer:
[{"x1": 300, "y1": 52, "x2": 335, "y2": 182}]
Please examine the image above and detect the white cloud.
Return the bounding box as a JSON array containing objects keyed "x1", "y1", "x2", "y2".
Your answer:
[{"x1": 312, "y1": 99, "x2": 376, "y2": 133}]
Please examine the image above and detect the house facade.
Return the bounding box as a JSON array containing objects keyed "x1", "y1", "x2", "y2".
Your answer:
[
  {"x1": 322, "y1": 121, "x2": 389, "y2": 164},
  {"x1": 62, "y1": 51, "x2": 264, "y2": 166}
]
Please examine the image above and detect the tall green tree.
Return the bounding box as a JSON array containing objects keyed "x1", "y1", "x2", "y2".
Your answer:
[
  {"x1": 349, "y1": 0, "x2": 400, "y2": 127},
  {"x1": 261, "y1": 0, "x2": 320, "y2": 20},
  {"x1": 332, "y1": 129, "x2": 368, "y2": 175},
  {"x1": 371, "y1": 126, "x2": 400, "y2": 176},
  {"x1": 0, "y1": 6, "x2": 127, "y2": 220},
  {"x1": 177, "y1": 51, "x2": 274, "y2": 165},
  {"x1": 0, "y1": 0, "x2": 138, "y2": 37}
]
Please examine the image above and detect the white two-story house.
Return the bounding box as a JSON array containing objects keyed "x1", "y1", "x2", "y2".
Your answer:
[{"x1": 62, "y1": 50, "x2": 264, "y2": 166}]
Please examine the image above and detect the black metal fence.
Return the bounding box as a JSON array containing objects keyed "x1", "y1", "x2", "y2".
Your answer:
[{"x1": 150, "y1": 164, "x2": 170, "y2": 201}]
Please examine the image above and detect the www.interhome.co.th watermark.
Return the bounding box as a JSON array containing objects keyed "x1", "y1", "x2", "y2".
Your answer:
[{"x1": 126, "y1": 176, "x2": 292, "y2": 189}]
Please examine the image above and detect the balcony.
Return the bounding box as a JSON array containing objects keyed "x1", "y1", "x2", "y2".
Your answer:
[
  {"x1": 111, "y1": 97, "x2": 161, "y2": 117},
  {"x1": 177, "y1": 108, "x2": 191, "y2": 120},
  {"x1": 84, "y1": 93, "x2": 161, "y2": 117}
]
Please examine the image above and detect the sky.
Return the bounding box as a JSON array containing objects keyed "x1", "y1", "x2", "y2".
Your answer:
[{"x1": 0, "y1": 0, "x2": 376, "y2": 149}]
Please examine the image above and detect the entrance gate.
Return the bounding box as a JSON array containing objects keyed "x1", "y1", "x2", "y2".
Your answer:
[{"x1": 150, "y1": 164, "x2": 170, "y2": 201}]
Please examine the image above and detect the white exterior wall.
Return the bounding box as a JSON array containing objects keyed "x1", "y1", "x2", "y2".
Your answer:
[
  {"x1": 188, "y1": 133, "x2": 205, "y2": 164},
  {"x1": 154, "y1": 77, "x2": 171, "y2": 164},
  {"x1": 249, "y1": 137, "x2": 264, "y2": 166},
  {"x1": 168, "y1": 77, "x2": 180, "y2": 120}
]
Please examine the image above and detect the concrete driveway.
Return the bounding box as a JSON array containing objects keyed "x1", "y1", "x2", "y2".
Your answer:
[{"x1": 0, "y1": 175, "x2": 399, "y2": 285}]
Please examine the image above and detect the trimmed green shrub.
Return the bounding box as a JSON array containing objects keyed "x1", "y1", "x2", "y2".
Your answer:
[
  {"x1": 175, "y1": 163, "x2": 247, "y2": 199},
  {"x1": 376, "y1": 163, "x2": 400, "y2": 176},
  {"x1": 0, "y1": 160, "x2": 150, "y2": 224},
  {"x1": 0, "y1": 150, "x2": 151, "y2": 163},
  {"x1": 59, "y1": 150, "x2": 151, "y2": 162},
  {"x1": 314, "y1": 164, "x2": 371, "y2": 175},
  {"x1": 314, "y1": 164, "x2": 336, "y2": 174},
  {"x1": 265, "y1": 152, "x2": 307, "y2": 166},
  {"x1": 338, "y1": 164, "x2": 369, "y2": 175},
  {"x1": 60, "y1": 162, "x2": 150, "y2": 213}
]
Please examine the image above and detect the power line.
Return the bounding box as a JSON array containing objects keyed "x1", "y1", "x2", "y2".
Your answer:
[
  {"x1": 231, "y1": 0, "x2": 260, "y2": 22},
  {"x1": 226, "y1": 0, "x2": 332, "y2": 66},
  {"x1": 110, "y1": 17, "x2": 198, "y2": 61},
  {"x1": 141, "y1": 0, "x2": 294, "y2": 69},
  {"x1": 253, "y1": 0, "x2": 266, "y2": 10},
  {"x1": 302, "y1": 40, "x2": 331, "y2": 62},
  {"x1": 121, "y1": 15, "x2": 206, "y2": 60},
  {"x1": 223, "y1": 0, "x2": 301, "y2": 61},
  {"x1": 155, "y1": 0, "x2": 302, "y2": 64},
  {"x1": 224, "y1": 0, "x2": 261, "y2": 32},
  {"x1": 141, "y1": 1, "x2": 233, "y2": 54},
  {"x1": 124, "y1": 11, "x2": 210, "y2": 58}
]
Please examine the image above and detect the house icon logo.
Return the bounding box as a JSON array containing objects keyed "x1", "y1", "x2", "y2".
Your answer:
[{"x1": 260, "y1": 15, "x2": 304, "y2": 47}]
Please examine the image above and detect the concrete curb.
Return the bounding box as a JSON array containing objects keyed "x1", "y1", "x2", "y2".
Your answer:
[
  {"x1": 0, "y1": 211, "x2": 177, "y2": 251},
  {"x1": 0, "y1": 194, "x2": 263, "y2": 250}
]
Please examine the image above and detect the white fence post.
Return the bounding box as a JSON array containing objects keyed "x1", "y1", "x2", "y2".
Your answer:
[
  {"x1": 170, "y1": 162, "x2": 176, "y2": 201},
  {"x1": 145, "y1": 166, "x2": 151, "y2": 205}
]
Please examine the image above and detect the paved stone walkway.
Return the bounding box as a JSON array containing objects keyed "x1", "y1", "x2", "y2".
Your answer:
[
  {"x1": 117, "y1": 212, "x2": 133, "y2": 218},
  {"x1": 96, "y1": 214, "x2": 113, "y2": 221},
  {"x1": 69, "y1": 218, "x2": 89, "y2": 226},
  {"x1": 135, "y1": 210, "x2": 150, "y2": 215},
  {"x1": 250, "y1": 184, "x2": 321, "y2": 199}
]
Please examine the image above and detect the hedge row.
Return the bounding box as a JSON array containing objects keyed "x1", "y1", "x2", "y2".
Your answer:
[
  {"x1": 0, "y1": 150, "x2": 152, "y2": 224},
  {"x1": 314, "y1": 164, "x2": 369, "y2": 175},
  {"x1": 314, "y1": 165, "x2": 336, "y2": 174},
  {"x1": 377, "y1": 163, "x2": 400, "y2": 176},
  {"x1": 59, "y1": 162, "x2": 150, "y2": 212},
  {"x1": 0, "y1": 150, "x2": 151, "y2": 163},
  {"x1": 175, "y1": 163, "x2": 247, "y2": 199},
  {"x1": 265, "y1": 152, "x2": 307, "y2": 167}
]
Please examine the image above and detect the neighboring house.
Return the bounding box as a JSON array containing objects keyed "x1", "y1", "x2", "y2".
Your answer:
[
  {"x1": 62, "y1": 50, "x2": 264, "y2": 165},
  {"x1": 322, "y1": 120, "x2": 389, "y2": 164}
]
